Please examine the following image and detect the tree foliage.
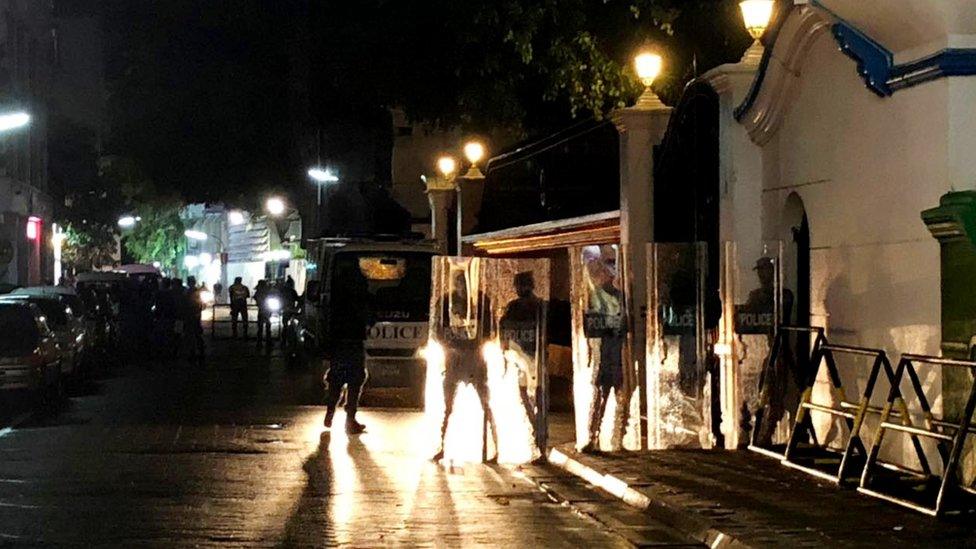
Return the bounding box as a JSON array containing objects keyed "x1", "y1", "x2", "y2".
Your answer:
[{"x1": 122, "y1": 201, "x2": 186, "y2": 272}]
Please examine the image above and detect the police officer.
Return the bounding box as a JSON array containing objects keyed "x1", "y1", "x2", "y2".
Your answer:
[{"x1": 228, "y1": 277, "x2": 250, "y2": 339}]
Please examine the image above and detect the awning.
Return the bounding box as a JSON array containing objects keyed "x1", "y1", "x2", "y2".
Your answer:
[{"x1": 463, "y1": 210, "x2": 619, "y2": 255}]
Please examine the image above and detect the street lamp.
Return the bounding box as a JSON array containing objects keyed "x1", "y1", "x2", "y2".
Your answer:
[
  {"x1": 0, "y1": 112, "x2": 30, "y2": 132},
  {"x1": 308, "y1": 166, "x2": 339, "y2": 210},
  {"x1": 437, "y1": 156, "x2": 457, "y2": 179},
  {"x1": 462, "y1": 141, "x2": 486, "y2": 179},
  {"x1": 634, "y1": 49, "x2": 665, "y2": 109},
  {"x1": 117, "y1": 215, "x2": 138, "y2": 229},
  {"x1": 266, "y1": 196, "x2": 286, "y2": 217},
  {"x1": 228, "y1": 210, "x2": 245, "y2": 226},
  {"x1": 455, "y1": 142, "x2": 489, "y2": 257},
  {"x1": 184, "y1": 229, "x2": 208, "y2": 241},
  {"x1": 739, "y1": 0, "x2": 774, "y2": 64}
]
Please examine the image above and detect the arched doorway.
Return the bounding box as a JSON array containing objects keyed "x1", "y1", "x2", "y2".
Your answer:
[{"x1": 781, "y1": 193, "x2": 810, "y2": 330}]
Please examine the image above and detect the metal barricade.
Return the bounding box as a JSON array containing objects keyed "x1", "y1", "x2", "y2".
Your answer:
[
  {"x1": 748, "y1": 326, "x2": 827, "y2": 459},
  {"x1": 858, "y1": 354, "x2": 976, "y2": 516},
  {"x1": 781, "y1": 344, "x2": 929, "y2": 485},
  {"x1": 208, "y1": 303, "x2": 265, "y2": 340}
]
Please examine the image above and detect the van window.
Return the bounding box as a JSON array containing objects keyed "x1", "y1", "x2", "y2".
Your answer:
[{"x1": 332, "y1": 252, "x2": 432, "y2": 322}]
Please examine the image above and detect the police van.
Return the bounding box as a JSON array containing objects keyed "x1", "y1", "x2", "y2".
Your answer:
[{"x1": 303, "y1": 235, "x2": 436, "y2": 405}]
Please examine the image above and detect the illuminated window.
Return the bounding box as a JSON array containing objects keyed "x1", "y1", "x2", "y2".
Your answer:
[{"x1": 358, "y1": 257, "x2": 406, "y2": 280}]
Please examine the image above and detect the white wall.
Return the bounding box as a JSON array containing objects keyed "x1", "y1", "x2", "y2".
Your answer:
[{"x1": 755, "y1": 29, "x2": 954, "y2": 465}]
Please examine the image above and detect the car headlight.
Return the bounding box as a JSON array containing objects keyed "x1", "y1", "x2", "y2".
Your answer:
[{"x1": 266, "y1": 297, "x2": 282, "y2": 312}]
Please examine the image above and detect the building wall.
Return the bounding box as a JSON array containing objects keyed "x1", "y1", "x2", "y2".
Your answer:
[
  {"x1": 764, "y1": 33, "x2": 947, "y2": 358},
  {"x1": 0, "y1": 0, "x2": 54, "y2": 286},
  {"x1": 735, "y1": 9, "x2": 967, "y2": 466}
]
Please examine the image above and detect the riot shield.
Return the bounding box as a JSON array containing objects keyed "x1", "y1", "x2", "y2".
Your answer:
[
  {"x1": 727, "y1": 241, "x2": 796, "y2": 452},
  {"x1": 646, "y1": 242, "x2": 712, "y2": 448},
  {"x1": 425, "y1": 256, "x2": 549, "y2": 464},
  {"x1": 571, "y1": 244, "x2": 640, "y2": 452}
]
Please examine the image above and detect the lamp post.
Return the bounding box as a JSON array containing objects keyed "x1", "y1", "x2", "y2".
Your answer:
[
  {"x1": 434, "y1": 155, "x2": 459, "y2": 254},
  {"x1": 612, "y1": 48, "x2": 673, "y2": 449},
  {"x1": 455, "y1": 141, "x2": 486, "y2": 256},
  {"x1": 307, "y1": 167, "x2": 339, "y2": 206},
  {"x1": 633, "y1": 49, "x2": 665, "y2": 110},
  {"x1": 739, "y1": 0, "x2": 774, "y2": 65}
]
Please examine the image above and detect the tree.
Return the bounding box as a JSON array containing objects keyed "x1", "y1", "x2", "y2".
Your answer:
[
  {"x1": 61, "y1": 223, "x2": 118, "y2": 273},
  {"x1": 122, "y1": 201, "x2": 186, "y2": 273},
  {"x1": 310, "y1": 0, "x2": 752, "y2": 135}
]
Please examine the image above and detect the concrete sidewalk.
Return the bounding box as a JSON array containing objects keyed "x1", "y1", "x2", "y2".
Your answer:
[{"x1": 537, "y1": 445, "x2": 976, "y2": 548}]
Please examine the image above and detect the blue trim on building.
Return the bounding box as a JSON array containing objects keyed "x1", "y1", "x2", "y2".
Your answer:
[
  {"x1": 735, "y1": 0, "x2": 976, "y2": 119},
  {"x1": 832, "y1": 22, "x2": 893, "y2": 96}
]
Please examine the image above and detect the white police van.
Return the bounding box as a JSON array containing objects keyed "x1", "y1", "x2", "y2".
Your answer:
[{"x1": 303, "y1": 236, "x2": 436, "y2": 405}]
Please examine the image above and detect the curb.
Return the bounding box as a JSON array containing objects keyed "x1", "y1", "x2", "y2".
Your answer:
[{"x1": 547, "y1": 448, "x2": 747, "y2": 549}]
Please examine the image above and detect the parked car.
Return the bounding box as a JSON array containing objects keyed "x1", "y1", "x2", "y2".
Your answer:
[
  {"x1": 9, "y1": 287, "x2": 91, "y2": 374},
  {"x1": 0, "y1": 294, "x2": 86, "y2": 381},
  {"x1": 0, "y1": 301, "x2": 63, "y2": 400}
]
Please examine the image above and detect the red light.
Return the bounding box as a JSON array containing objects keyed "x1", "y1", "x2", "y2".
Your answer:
[{"x1": 26, "y1": 216, "x2": 41, "y2": 241}]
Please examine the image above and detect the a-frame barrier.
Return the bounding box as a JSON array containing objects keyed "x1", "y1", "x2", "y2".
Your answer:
[
  {"x1": 858, "y1": 354, "x2": 976, "y2": 516},
  {"x1": 780, "y1": 344, "x2": 929, "y2": 485}
]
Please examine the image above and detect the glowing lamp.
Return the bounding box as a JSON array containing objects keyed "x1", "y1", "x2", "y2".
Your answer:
[
  {"x1": 308, "y1": 167, "x2": 339, "y2": 183},
  {"x1": 740, "y1": 0, "x2": 774, "y2": 39},
  {"x1": 437, "y1": 156, "x2": 457, "y2": 178},
  {"x1": 25, "y1": 216, "x2": 41, "y2": 240},
  {"x1": 633, "y1": 50, "x2": 666, "y2": 109},
  {"x1": 266, "y1": 197, "x2": 286, "y2": 216},
  {"x1": 184, "y1": 229, "x2": 208, "y2": 241},
  {"x1": 228, "y1": 210, "x2": 245, "y2": 226},
  {"x1": 634, "y1": 51, "x2": 663, "y2": 87},
  {"x1": 739, "y1": 0, "x2": 774, "y2": 64},
  {"x1": 0, "y1": 112, "x2": 30, "y2": 132},
  {"x1": 463, "y1": 142, "x2": 485, "y2": 165},
  {"x1": 117, "y1": 215, "x2": 137, "y2": 229}
]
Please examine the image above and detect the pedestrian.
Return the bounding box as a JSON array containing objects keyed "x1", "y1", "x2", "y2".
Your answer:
[
  {"x1": 228, "y1": 276, "x2": 250, "y2": 339},
  {"x1": 254, "y1": 280, "x2": 272, "y2": 344},
  {"x1": 323, "y1": 265, "x2": 372, "y2": 434},
  {"x1": 182, "y1": 276, "x2": 205, "y2": 361}
]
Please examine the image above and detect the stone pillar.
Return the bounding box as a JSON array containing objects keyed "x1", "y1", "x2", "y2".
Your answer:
[
  {"x1": 613, "y1": 102, "x2": 672, "y2": 450},
  {"x1": 703, "y1": 61, "x2": 763, "y2": 449},
  {"x1": 426, "y1": 186, "x2": 454, "y2": 255}
]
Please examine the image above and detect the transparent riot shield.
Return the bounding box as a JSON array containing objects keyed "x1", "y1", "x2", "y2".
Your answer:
[
  {"x1": 646, "y1": 242, "x2": 712, "y2": 448},
  {"x1": 425, "y1": 256, "x2": 549, "y2": 464},
  {"x1": 725, "y1": 241, "x2": 795, "y2": 453},
  {"x1": 570, "y1": 244, "x2": 640, "y2": 452}
]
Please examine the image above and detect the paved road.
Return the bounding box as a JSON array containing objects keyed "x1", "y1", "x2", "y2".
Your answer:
[{"x1": 0, "y1": 342, "x2": 628, "y2": 547}]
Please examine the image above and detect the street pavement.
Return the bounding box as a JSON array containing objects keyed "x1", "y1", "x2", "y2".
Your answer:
[{"x1": 0, "y1": 340, "x2": 632, "y2": 548}]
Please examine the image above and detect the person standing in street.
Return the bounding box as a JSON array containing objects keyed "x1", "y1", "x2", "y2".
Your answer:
[
  {"x1": 323, "y1": 267, "x2": 372, "y2": 434},
  {"x1": 228, "y1": 277, "x2": 250, "y2": 339},
  {"x1": 183, "y1": 276, "x2": 206, "y2": 361},
  {"x1": 254, "y1": 280, "x2": 272, "y2": 345}
]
